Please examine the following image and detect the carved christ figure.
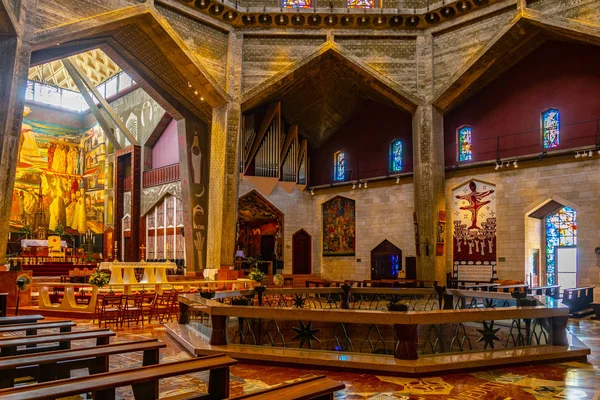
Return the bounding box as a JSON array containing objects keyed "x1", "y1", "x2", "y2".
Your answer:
[{"x1": 455, "y1": 181, "x2": 494, "y2": 230}]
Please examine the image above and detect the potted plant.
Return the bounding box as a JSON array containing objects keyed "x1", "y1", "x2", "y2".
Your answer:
[
  {"x1": 89, "y1": 270, "x2": 110, "y2": 289},
  {"x1": 248, "y1": 267, "x2": 266, "y2": 305},
  {"x1": 21, "y1": 223, "x2": 32, "y2": 239},
  {"x1": 387, "y1": 295, "x2": 410, "y2": 312}
]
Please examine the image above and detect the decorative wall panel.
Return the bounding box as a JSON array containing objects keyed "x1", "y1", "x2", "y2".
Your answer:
[{"x1": 322, "y1": 196, "x2": 355, "y2": 256}]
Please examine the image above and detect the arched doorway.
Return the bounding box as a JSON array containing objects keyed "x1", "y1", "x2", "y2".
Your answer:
[
  {"x1": 371, "y1": 240, "x2": 402, "y2": 280},
  {"x1": 292, "y1": 229, "x2": 311, "y2": 275}
]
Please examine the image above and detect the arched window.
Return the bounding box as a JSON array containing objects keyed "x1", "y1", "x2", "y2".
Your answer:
[
  {"x1": 457, "y1": 126, "x2": 472, "y2": 162},
  {"x1": 545, "y1": 206, "x2": 576, "y2": 285},
  {"x1": 542, "y1": 108, "x2": 560, "y2": 148},
  {"x1": 283, "y1": 0, "x2": 312, "y2": 7},
  {"x1": 348, "y1": 0, "x2": 375, "y2": 8},
  {"x1": 390, "y1": 139, "x2": 403, "y2": 172},
  {"x1": 334, "y1": 151, "x2": 345, "y2": 181}
]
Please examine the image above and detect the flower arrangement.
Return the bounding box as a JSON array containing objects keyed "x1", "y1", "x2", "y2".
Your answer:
[
  {"x1": 89, "y1": 270, "x2": 110, "y2": 288},
  {"x1": 248, "y1": 267, "x2": 265, "y2": 283}
]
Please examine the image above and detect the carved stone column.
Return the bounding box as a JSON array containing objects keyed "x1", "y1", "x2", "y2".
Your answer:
[
  {"x1": 0, "y1": 33, "x2": 32, "y2": 257},
  {"x1": 412, "y1": 105, "x2": 446, "y2": 284}
]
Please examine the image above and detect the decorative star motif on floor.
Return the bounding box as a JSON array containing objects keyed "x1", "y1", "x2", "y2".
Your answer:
[
  {"x1": 477, "y1": 320, "x2": 501, "y2": 349},
  {"x1": 292, "y1": 321, "x2": 321, "y2": 349}
]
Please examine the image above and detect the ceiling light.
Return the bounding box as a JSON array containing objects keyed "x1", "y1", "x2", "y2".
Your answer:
[
  {"x1": 513, "y1": 160, "x2": 518, "y2": 168},
  {"x1": 194, "y1": 90, "x2": 198, "y2": 95},
  {"x1": 200, "y1": 96, "x2": 204, "y2": 101}
]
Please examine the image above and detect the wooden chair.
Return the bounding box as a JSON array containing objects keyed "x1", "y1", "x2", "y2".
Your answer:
[
  {"x1": 148, "y1": 293, "x2": 174, "y2": 323},
  {"x1": 97, "y1": 295, "x2": 122, "y2": 328},
  {"x1": 120, "y1": 294, "x2": 143, "y2": 327}
]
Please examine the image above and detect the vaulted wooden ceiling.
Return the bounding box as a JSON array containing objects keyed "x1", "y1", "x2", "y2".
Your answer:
[{"x1": 28, "y1": 48, "x2": 122, "y2": 91}]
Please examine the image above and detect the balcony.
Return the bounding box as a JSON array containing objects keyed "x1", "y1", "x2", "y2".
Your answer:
[{"x1": 143, "y1": 163, "x2": 180, "y2": 188}]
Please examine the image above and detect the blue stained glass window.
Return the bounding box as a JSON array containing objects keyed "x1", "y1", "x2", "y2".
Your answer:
[
  {"x1": 283, "y1": 0, "x2": 312, "y2": 7},
  {"x1": 390, "y1": 139, "x2": 403, "y2": 172},
  {"x1": 458, "y1": 126, "x2": 472, "y2": 162},
  {"x1": 542, "y1": 109, "x2": 560, "y2": 148},
  {"x1": 334, "y1": 151, "x2": 345, "y2": 181},
  {"x1": 545, "y1": 206, "x2": 576, "y2": 285}
]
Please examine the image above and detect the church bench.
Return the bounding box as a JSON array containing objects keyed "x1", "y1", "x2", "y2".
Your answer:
[
  {"x1": 493, "y1": 284, "x2": 529, "y2": 293},
  {"x1": 0, "y1": 338, "x2": 166, "y2": 388},
  {"x1": 229, "y1": 375, "x2": 345, "y2": 400},
  {"x1": 459, "y1": 283, "x2": 500, "y2": 291},
  {"x1": 0, "y1": 315, "x2": 44, "y2": 326},
  {"x1": 0, "y1": 329, "x2": 115, "y2": 357},
  {"x1": 527, "y1": 285, "x2": 561, "y2": 299},
  {"x1": 562, "y1": 287, "x2": 594, "y2": 317},
  {"x1": 0, "y1": 354, "x2": 237, "y2": 400},
  {"x1": 0, "y1": 321, "x2": 76, "y2": 336}
]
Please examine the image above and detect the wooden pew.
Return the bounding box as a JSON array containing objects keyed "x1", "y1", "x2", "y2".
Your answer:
[
  {"x1": 562, "y1": 287, "x2": 595, "y2": 317},
  {"x1": 0, "y1": 315, "x2": 44, "y2": 326},
  {"x1": 0, "y1": 354, "x2": 237, "y2": 400},
  {"x1": 0, "y1": 321, "x2": 76, "y2": 336},
  {"x1": 527, "y1": 285, "x2": 560, "y2": 300},
  {"x1": 0, "y1": 339, "x2": 166, "y2": 388},
  {"x1": 493, "y1": 284, "x2": 529, "y2": 293},
  {"x1": 229, "y1": 375, "x2": 345, "y2": 400},
  {"x1": 0, "y1": 329, "x2": 115, "y2": 357},
  {"x1": 459, "y1": 283, "x2": 500, "y2": 291}
]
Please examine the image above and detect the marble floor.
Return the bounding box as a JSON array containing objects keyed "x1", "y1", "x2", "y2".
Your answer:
[{"x1": 13, "y1": 317, "x2": 600, "y2": 399}]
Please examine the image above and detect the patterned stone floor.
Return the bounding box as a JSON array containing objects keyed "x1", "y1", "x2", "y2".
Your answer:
[{"x1": 16, "y1": 317, "x2": 600, "y2": 399}]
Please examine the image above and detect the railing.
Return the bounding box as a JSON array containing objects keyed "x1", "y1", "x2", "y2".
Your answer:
[
  {"x1": 178, "y1": 287, "x2": 572, "y2": 362},
  {"x1": 123, "y1": 176, "x2": 132, "y2": 192},
  {"x1": 448, "y1": 118, "x2": 600, "y2": 166},
  {"x1": 143, "y1": 164, "x2": 180, "y2": 188}
]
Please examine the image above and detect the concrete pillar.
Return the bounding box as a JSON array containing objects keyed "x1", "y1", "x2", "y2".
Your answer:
[
  {"x1": 412, "y1": 104, "x2": 446, "y2": 284},
  {"x1": 0, "y1": 35, "x2": 32, "y2": 258}
]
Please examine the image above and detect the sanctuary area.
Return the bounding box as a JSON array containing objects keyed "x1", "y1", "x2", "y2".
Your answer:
[{"x1": 0, "y1": 0, "x2": 600, "y2": 398}]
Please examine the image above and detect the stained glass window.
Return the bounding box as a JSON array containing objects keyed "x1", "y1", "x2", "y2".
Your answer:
[
  {"x1": 390, "y1": 139, "x2": 403, "y2": 172},
  {"x1": 458, "y1": 126, "x2": 472, "y2": 162},
  {"x1": 283, "y1": 0, "x2": 312, "y2": 7},
  {"x1": 545, "y1": 206, "x2": 576, "y2": 285},
  {"x1": 542, "y1": 108, "x2": 560, "y2": 148},
  {"x1": 334, "y1": 151, "x2": 345, "y2": 181},
  {"x1": 348, "y1": 0, "x2": 374, "y2": 8}
]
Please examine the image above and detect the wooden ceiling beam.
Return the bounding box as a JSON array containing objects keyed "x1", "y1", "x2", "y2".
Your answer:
[{"x1": 64, "y1": 57, "x2": 139, "y2": 146}]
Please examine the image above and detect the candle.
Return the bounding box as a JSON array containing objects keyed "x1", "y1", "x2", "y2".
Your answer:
[{"x1": 114, "y1": 240, "x2": 117, "y2": 247}]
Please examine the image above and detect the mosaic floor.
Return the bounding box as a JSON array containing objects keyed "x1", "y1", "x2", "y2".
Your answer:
[{"x1": 16, "y1": 317, "x2": 600, "y2": 399}]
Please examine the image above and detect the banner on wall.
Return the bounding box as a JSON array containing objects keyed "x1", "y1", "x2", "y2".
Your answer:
[{"x1": 452, "y1": 180, "x2": 497, "y2": 280}]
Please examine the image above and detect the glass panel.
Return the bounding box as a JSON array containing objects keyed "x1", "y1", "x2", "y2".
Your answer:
[
  {"x1": 119, "y1": 73, "x2": 133, "y2": 90},
  {"x1": 390, "y1": 140, "x2": 402, "y2": 172},
  {"x1": 458, "y1": 126, "x2": 473, "y2": 162},
  {"x1": 542, "y1": 109, "x2": 560, "y2": 149},
  {"x1": 348, "y1": 0, "x2": 375, "y2": 8},
  {"x1": 25, "y1": 81, "x2": 34, "y2": 101},
  {"x1": 556, "y1": 248, "x2": 577, "y2": 273},
  {"x1": 334, "y1": 152, "x2": 345, "y2": 181},
  {"x1": 283, "y1": 0, "x2": 312, "y2": 7},
  {"x1": 545, "y1": 206, "x2": 576, "y2": 285},
  {"x1": 105, "y1": 76, "x2": 118, "y2": 98},
  {"x1": 96, "y1": 83, "x2": 106, "y2": 99}
]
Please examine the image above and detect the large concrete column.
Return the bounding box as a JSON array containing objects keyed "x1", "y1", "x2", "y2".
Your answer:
[
  {"x1": 412, "y1": 105, "x2": 446, "y2": 284},
  {"x1": 0, "y1": 35, "x2": 32, "y2": 258},
  {"x1": 206, "y1": 102, "x2": 241, "y2": 269}
]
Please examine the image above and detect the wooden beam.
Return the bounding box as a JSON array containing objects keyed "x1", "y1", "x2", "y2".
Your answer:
[
  {"x1": 62, "y1": 59, "x2": 121, "y2": 150},
  {"x1": 64, "y1": 57, "x2": 139, "y2": 146},
  {"x1": 523, "y1": 8, "x2": 600, "y2": 46},
  {"x1": 243, "y1": 102, "x2": 280, "y2": 175},
  {"x1": 0, "y1": 0, "x2": 17, "y2": 36}
]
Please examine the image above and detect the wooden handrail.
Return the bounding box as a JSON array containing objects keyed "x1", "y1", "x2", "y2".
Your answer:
[{"x1": 143, "y1": 163, "x2": 180, "y2": 188}]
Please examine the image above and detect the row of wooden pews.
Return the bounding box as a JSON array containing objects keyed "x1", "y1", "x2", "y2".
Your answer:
[{"x1": 0, "y1": 316, "x2": 344, "y2": 399}]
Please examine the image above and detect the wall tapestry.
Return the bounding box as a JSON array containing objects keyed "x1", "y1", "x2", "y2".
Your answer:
[
  {"x1": 322, "y1": 196, "x2": 355, "y2": 256},
  {"x1": 452, "y1": 180, "x2": 497, "y2": 280}
]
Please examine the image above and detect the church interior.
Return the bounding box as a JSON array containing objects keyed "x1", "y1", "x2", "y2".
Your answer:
[{"x1": 1, "y1": 0, "x2": 600, "y2": 398}]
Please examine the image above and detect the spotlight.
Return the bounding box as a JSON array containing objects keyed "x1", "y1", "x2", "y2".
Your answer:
[
  {"x1": 194, "y1": 90, "x2": 199, "y2": 95},
  {"x1": 513, "y1": 160, "x2": 518, "y2": 168},
  {"x1": 200, "y1": 96, "x2": 205, "y2": 101},
  {"x1": 352, "y1": 183, "x2": 356, "y2": 189},
  {"x1": 575, "y1": 152, "x2": 581, "y2": 159},
  {"x1": 500, "y1": 162, "x2": 503, "y2": 168},
  {"x1": 364, "y1": 181, "x2": 368, "y2": 189},
  {"x1": 495, "y1": 163, "x2": 499, "y2": 171},
  {"x1": 597, "y1": 150, "x2": 600, "y2": 155},
  {"x1": 589, "y1": 150, "x2": 593, "y2": 157},
  {"x1": 187, "y1": 81, "x2": 192, "y2": 88},
  {"x1": 396, "y1": 177, "x2": 400, "y2": 184},
  {"x1": 358, "y1": 183, "x2": 362, "y2": 188},
  {"x1": 582, "y1": 151, "x2": 588, "y2": 158},
  {"x1": 505, "y1": 162, "x2": 510, "y2": 168},
  {"x1": 310, "y1": 189, "x2": 314, "y2": 196}
]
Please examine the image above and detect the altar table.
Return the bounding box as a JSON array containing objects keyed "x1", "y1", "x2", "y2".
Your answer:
[
  {"x1": 21, "y1": 239, "x2": 67, "y2": 248},
  {"x1": 100, "y1": 261, "x2": 177, "y2": 285}
]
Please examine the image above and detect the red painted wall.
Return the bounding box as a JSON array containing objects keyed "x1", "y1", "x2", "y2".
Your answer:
[
  {"x1": 310, "y1": 100, "x2": 413, "y2": 186},
  {"x1": 445, "y1": 41, "x2": 600, "y2": 166},
  {"x1": 152, "y1": 118, "x2": 179, "y2": 169}
]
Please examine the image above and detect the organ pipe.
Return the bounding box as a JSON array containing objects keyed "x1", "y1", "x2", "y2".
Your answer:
[{"x1": 254, "y1": 114, "x2": 280, "y2": 178}]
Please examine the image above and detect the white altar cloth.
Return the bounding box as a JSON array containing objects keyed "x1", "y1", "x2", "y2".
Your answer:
[
  {"x1": 22, "y1": 239, "x2": 67, "y2": 247},
  {"x1": 100, "y1": 261, "x2": 177, "y2": 285}
]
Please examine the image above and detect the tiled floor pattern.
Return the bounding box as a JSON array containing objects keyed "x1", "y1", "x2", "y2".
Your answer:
[{"x1": 12, "y1": 318, "x2": 600, "y2": 399}]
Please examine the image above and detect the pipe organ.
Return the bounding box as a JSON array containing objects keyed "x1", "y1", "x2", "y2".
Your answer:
[{"x1": 241, "y1": 102, "x2": 309, "y2": 188}]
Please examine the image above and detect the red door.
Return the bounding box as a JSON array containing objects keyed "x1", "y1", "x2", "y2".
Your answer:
[{"x1": 292, "y1": 230, "x2": 311, "y2": 275}]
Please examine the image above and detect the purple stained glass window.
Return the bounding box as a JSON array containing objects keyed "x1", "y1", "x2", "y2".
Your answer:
[
  {"x1": 542, "y1": 109, "x2": 560, "y2": 148},
  {"x1": 545, "y1": 206, "x2": 576, "y2": 285},
  {"x1": 458, "y1": 126, "x2": 472, "y2": 162},
  {"x1": 283, "y1": 0, "x2": 312, "y2": 7},
  {"x1": 348, "y1": 0, "x2": 374, "y2": 8}
]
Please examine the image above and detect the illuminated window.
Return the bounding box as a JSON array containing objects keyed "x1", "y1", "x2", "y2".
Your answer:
[
  {"x1": 334, "y1": 151, "x2": 345, "y2": 181},
  {"x1": 348, "y1": 0, "x2": 375, "y2": 8},
  {"x1": 458, "y1": 126, "x2": 472, "y2": 162},
  {"x1": 283, "y1": 0, "x2": 312, "y2": 7},
  {"x1": 545, "y1": 206, "x2": 576, "y2": 285},
  {"x1": 390, "y1": 139, "x2": 403, "y2": 172},
  {"x1": 542, "y1": 108, "x2": 560, "y2": 148}
]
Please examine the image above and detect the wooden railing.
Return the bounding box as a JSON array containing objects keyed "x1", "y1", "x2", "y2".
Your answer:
[{"x1": 143, "y1": 163, "x2": 180, "y2": 188}]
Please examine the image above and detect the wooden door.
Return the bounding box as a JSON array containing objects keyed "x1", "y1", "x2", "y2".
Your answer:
[
  {"x1": 292, "y1": 230, "x2": 311, "y2": 275},
  {"x1": 371, "y1": 240, "x2": 402, "y2": 280}
]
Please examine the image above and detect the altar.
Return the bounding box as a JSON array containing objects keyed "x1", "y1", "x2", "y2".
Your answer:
[
  {"x1": 100, "y1": 261, "x2": 177, "y2": 285},
  {"x1": 21, "y1": 239, "x2": 68, "y2": 248}
]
